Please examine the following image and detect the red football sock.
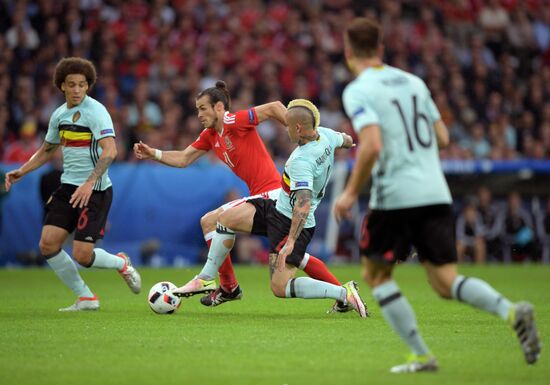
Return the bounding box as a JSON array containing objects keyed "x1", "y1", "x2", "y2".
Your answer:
[
  {"x1": 303, "y1": 255, "x2": 341, "y2": 285},
  {"x1": 206, "y1": 238, "x2": 239, "y2": 292}
]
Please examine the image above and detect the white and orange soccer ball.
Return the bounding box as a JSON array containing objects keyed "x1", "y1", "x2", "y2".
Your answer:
[{"x1": 148, "y1": 281, "x2": 181, "y2": 314}]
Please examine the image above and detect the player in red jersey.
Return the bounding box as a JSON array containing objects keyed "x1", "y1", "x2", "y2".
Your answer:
[{"x1": 134, "y1": 81, "x2": 348, "y2": 310}]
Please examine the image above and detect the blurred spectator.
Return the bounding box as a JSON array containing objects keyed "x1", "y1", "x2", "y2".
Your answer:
[
  {"x1": 500, "y1": 191, "x2": 537, "y2": 262},
  {"x1": 460, "y1": 122, "x2": 491, "y2": 159},
  {"x1": 0, "y1": 167, "x2": 7, "y2": 238},
  {"x1": 479, "y1": 0, "x2": 510, "y2": 57},
  {"x1": 126, "y1": 80, "x2": 163, "y2": 135},
  {"x1": 5, "y1": 4, "x2": 39, "y2": 53},
  {"x1": 456, "y1": 201, "x2": 486, "y2": 264},
  {"x1": 477, "y1": 186, "x2": 503, "y2": 260},
  {"x1": 535, "y1": 196, "x2": 550, "y2": 263},
  {"x1": 3, "y1": 120, "x2": 41, "y2": 163}
]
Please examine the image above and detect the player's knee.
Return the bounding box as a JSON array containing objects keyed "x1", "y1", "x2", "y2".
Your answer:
[
  {"x1": 72, "y1": 247, "x2": 94, "y2": 267},
  {"x1": 217, "y1": 210, "x2": 235, "y2": 229},
  {"x1": 200, "y1": 211, "x2": 218, "y2": 232},
  {"x1": 270, "y1": 280, "x2": 286, "y2": 298},
  {"x1": 39, "y1": 238, "x2": 60, "y2": 256},
  {"x1": 434, "y1": 284, "x2": 453, "y2": 299},
  {"x1": 364, "y1": 268, "x2": 390, "y2": 288}
]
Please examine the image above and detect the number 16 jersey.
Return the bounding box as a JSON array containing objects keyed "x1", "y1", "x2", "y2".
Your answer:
[{"x1": 342, "y1": 65, "x2": 452, "y2": 210}]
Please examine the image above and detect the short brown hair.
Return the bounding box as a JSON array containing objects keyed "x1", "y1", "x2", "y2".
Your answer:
[
  {"x1": 53, "y1": 57, "x2": 97, "y2": 92},
  {"x1": 345, "y1": 18, "x2": 382, "y2": 58}
]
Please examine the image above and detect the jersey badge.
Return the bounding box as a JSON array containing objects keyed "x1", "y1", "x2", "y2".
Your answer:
[
  {"x1": 224, "y1": 136, "x2": 234, "y2": 151},
  {"x1": 72, "y1": 111, "x2": 81, "y2": 122}
]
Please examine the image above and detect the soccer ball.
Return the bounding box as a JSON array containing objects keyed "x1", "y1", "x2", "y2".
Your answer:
[{"x1": 148, "y1": 281, "x2": 181, "y2": 314}]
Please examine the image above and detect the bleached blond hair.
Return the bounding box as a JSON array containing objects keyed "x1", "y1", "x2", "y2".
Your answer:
[{"x1": 287, "y1": 99, "x2": 320, "y2": 129}]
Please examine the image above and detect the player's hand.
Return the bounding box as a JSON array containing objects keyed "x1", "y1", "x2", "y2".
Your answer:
[
  {"x1": 133, "y1": 141, "x2": 155, "y2": 160},
  {"x1": 277, "y1": 242, "x2": 294, "y2": 271},
  {"x1": 5, "y1": 169, "x2": 24, "y2": 192},
  {"x1": 70, "y1": 181, "x2": 94, "y2": 208},
  {"x1": 341, "y1": 133, "x2": 356, "y2": 149},
  {"x1": 333, "y1": 190, "x2": 358, "y2": 223}
]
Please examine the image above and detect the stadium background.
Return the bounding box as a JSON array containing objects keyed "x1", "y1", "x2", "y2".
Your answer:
[{"x1": 1, "y1": 0, "x2": 550, "y2": 266}]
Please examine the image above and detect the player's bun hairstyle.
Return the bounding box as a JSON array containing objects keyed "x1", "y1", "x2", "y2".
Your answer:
[
  {"x1": 287, "y1": 99, "x2": 320, "y2": 129},
  {"x1": 345, "y1": 18, "x2": 382, "y2": 58},
  {"x1": 53, "y1": 57, "x2": 97, "y2": 92},
  {"x1": 196, "y1": 80, "x2": 231, "y2": 110}
]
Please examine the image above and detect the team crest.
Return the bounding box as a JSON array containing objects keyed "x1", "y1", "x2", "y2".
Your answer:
[
  {"x1": 224, "y1": 136, "x2": 234, "y2": 150},
  {"x1": 72, "y1": 111, "x2": 81, "y2": 122}
]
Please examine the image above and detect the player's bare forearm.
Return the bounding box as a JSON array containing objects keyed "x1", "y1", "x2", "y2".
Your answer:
[
  {"x1": 19, "y1": 141, "x2": 59, "y2": 176},
  {"x1": 158, "y1": 151, "x2": 190, "y2": 168},
  {"x1": 345, "y1": 142, "x2": 377, "y2": 196},
  {"x1": 344, "y1": 125, "x2": 381, "y2": 196},
  {"x1": 434, "y1": 120, "x2": 449, "y2": 148},
  {"x1": 86, "y1": 137, "x2": 117, "y2": 184},
  {"x1": 287, "y1": 189, "x2": 312, "y2": 244},
  {"x1": 86, "y1": 155, "x2": 114, "y2": 184}
]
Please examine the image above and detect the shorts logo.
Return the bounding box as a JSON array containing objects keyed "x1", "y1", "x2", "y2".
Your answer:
[
  {"x1": 100, "y1": 128, "x2": 114, "y2": 135},
  {"x1": 296, "y1": 181, "x2": 309, "y2": 187},
  {"x1": 72, "y1": 111, "x2": 81, "y2": 122},
  {"x1": 85, "y1": 236, "x2": 94, "y2": 241}
]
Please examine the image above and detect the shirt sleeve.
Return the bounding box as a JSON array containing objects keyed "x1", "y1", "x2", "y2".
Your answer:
[
  {"x1": 319, "y1": 127, "x2": 344, "y2": 148},
  {"x1": 191, "y1": 129, "x2": 212, "y2": 151},
  {"x1": 287, "y1": 157, "x2": 314, "y2": 192},
  {"x1": 342, "y1": 84, "x2": 379, "y2": 134},
  {"x1": 90, "y1": 104, "x2": 116, "y2": 140},
  {"x1": 45, "y1": 111, "x2": 60, "y2": 144},
  {"x1": 232, "y1": 108, "x2": 259, "y2": 133}
]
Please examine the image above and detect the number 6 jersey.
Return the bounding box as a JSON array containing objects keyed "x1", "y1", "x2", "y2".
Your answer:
[{"x1": 342, "y1": 65, "x2": 452, "y2": 210}]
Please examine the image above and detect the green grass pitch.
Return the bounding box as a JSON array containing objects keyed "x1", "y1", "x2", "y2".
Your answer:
[{"x1": 0, "y1": 264, "x2": 548, "y2": 385}]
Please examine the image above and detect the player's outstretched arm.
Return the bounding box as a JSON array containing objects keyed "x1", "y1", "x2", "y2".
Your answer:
[
  {"x1": 133, "y1": 141, "x2": 206, "y2": 168},
  {"x1": 434, "y1": 120, "x2": 449, "y2": 148},
  {"x1": 4, "y1": 141, "x2": 59, "y2": 192},
  {"x1": 333, "y1": 124, "x2": 381, "y2": 222},
  {"x1": 255, "y1": 101, "x2": 287, "y2": 126},
  {"x1": 340, "y1": 133, "x2": 355, "y2": 149}
]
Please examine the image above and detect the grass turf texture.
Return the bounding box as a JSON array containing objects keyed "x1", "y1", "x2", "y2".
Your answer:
[{"x1": 0, "y1": 265, "x2": 548, "y2": 385}]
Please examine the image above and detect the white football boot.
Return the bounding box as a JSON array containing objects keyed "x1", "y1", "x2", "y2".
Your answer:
[
  {"x1": 117, "y1": 252, "x2": 142, "y2": 294},
  {"x1": 59, "y1": 295, "x2": 100, "y2": 312}
]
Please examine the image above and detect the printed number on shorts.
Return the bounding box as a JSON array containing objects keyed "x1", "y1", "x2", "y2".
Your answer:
[{"x1": 77, "y1": 208, "x2": 89, "y2": 230}]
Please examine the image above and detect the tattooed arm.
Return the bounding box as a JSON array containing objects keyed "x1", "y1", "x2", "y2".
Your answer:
[
  {"x1": 69, "y1": 136, "x2": 117, "y2": 208},
  {"x1": 276, "y1": 189, "x2": 312, "y2": 271},
  {"x1": 5, "y1": 141, "x2": 59, "y2": 192}
]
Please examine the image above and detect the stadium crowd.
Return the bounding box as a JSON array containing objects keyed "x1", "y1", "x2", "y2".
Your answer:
[
  {"x1": 1, "y1": 0, "x2": 550, "y2": 163},
  {"x1": 1, "y1": 0, "x2": 550, "y2": 264}
]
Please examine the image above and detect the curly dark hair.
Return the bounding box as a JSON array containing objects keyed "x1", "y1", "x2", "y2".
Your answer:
[
  {"x1": 196, "y1": 80, "x2": 231, "y2": 110},
  {"x1": 53, "y1": 57, "x2": 97, "y2": 92}
]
